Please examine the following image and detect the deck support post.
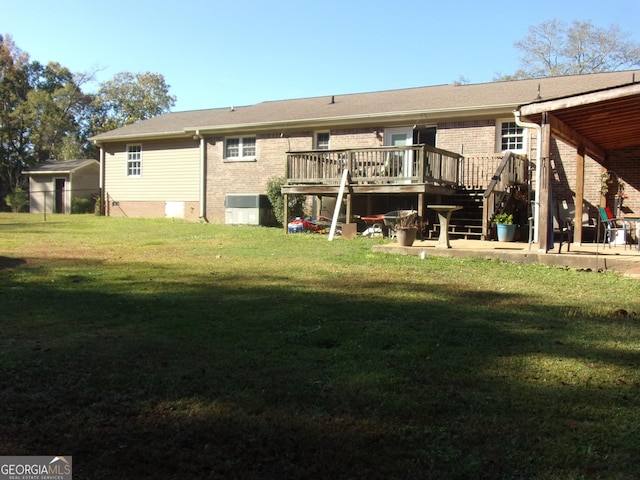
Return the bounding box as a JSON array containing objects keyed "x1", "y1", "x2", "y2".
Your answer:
[{"x1": 417, "y1": 193, "x2": 424, "y2": 236}]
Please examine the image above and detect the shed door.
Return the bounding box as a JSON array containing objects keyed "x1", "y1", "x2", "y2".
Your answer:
[{"x1": 55, "y1": 178, "x2": 66, "y2": 213}]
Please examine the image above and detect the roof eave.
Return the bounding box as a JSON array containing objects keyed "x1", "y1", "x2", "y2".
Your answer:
[
  {"x1": 23, "y1": 160, "x2": 98, "y2": 175},
  {"x1": 90, "y1": 131, "x2": 192, "y2": 144},
  {"x1": 517, "y1": 82, "x2": 640, "y2": 118},
  {"x1": 89, "y1": 104, "x2": 520, "y2": 142},
  {"x1": 184, "y1": 104, "x2": 520, "y2": 135}
]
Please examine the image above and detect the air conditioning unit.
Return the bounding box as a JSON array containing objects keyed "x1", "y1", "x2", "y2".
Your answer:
[{"x1": 224, "y1": 194, "x2": 275, "y2": 226}]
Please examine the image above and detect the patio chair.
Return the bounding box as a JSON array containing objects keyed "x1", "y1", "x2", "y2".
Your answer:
[
  {"x1": 556, "y1": 211, "x2": 574, "y2": 253},
  {"x1": 598, "y1": 207, "x2": 629, "y2": 248}
]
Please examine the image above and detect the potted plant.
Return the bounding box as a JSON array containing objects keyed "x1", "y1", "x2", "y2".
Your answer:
[
  {"x1": 395, "y1": 210, "x2": 419, "y2": 246},
  {"x1": 493, "y1": 213, "x2": 516, "y2": 242}
]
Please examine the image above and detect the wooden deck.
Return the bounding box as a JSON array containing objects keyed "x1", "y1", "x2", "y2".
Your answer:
[
  {"x1": 282, "y1": 145, "x2": 463, "y2": 195},
  {"x1": 283, "y1": 146, "x2": 527, "y2": 195},
  {"x1": 281, "y1": 146, "x2": 530, "y2": 239}
]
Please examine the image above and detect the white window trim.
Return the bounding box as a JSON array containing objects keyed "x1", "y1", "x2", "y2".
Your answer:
[
  {"x1": 314, "y1": 131, "x2": 330, "y2": 150},
  {"x1": 126, "y1": 144, "x2": 142, "y2": 177},
  {"x1": 496, "y1": 119, "x2": 527, "y2": 154},
  {"x1": 224, "y1": 136, "x2": 257, "y2": 161}
]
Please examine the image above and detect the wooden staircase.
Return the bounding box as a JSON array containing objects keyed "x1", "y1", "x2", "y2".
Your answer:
[
  {"x1": 424, "y1": 151, "x2": 531, "y2": 241},
  {"x1": 425, "y1": 189, "x2": 485, "y2": 240}
]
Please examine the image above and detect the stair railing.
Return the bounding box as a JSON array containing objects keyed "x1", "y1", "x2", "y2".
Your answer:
[{"x1": 481, "y1": 151, "x2": 529, "y2": 240}]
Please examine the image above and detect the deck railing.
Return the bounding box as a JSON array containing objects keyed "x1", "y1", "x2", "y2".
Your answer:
[
  {"x1": 458, "y1": 155, "x2": 505, "y2": 190},
  {"x1": 286, "y1": 145, "x2": 463, "y2": 187}
]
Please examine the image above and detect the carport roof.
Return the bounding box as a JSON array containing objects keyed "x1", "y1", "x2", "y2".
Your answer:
[{"x1": 517, "y1": 81, "x2": 640, "y2": 155}]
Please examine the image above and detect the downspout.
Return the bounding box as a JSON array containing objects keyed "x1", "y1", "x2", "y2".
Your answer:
[
  {"x1": 97, "y1": 143, "x2": 105, "y2": 216},
  {"x1": 196, "y1": 130, "x2": 208, "y2": 222},
  {"x1": 513, "y1": 110, "x2": 541, "y2": 243}
]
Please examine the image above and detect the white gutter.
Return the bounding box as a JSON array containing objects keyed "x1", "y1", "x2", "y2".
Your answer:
[{"x1": 513, "y1": 110, "x2": 541, "y2": 244}]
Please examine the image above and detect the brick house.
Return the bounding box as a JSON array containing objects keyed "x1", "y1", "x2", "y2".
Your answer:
[{"x1": 89, "y1": 70, "x2": 640, "y2": 251}]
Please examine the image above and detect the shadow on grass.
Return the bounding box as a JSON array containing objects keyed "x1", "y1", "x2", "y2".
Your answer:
[
  {"x1": 1, "y1": 260, "x2": 639, "y2": 479},
  {"x1": 0, "y1": 256, "x2": 26, "y2": 269}
]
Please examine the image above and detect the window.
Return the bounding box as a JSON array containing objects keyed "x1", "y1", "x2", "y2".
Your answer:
[
  {"x1": 315, "y1": 132, "x2": 330, "y2": 150},
  {"x1": 127, "y1": 145, "x2": 142, "y2": 176},
  {"x1": 499, "y1": 121, "x2": 525, "y2": 152},
  {"x1": 225, "y1": 137, "x2": 256, "y2": 159}
]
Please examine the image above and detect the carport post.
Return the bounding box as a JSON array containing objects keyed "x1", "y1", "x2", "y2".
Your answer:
[
  {"x1": 574, "y1": 146, "x2": 585, "y2": 245},
  {"x1": 537, "y1": 112, "x2": 552, "y2": 253}
]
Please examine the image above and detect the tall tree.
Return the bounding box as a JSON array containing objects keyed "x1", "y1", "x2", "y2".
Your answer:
[
  {"x1": 0, "y1": 34, "x2": 32, "y2": 197},
  {"x1": 90, "y1": 71, "x2": 176, "y2": 134},
  {"x1": 20, "y1": 61, "x2": 92, "y2": 162},
  {"x1": 496, "y1": 19, "x2": 640, "y2": 80},
  {"x1": 0, "y1": 35, "x2": 94, "y2": 203},
  {"x1": 0, "y1": 36, "x2": 177, "y2": 206}
]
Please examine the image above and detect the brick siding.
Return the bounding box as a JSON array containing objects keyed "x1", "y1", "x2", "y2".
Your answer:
[{"x1": 204, "y1": 128, "x2": 381, "y2": 222}]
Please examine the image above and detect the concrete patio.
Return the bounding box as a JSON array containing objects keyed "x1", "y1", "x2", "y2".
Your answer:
[{"x1": 372, "y1": 239, "x2": 640, "y2": 278}]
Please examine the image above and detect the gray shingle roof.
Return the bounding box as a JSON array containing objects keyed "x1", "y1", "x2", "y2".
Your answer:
[
  {"x1": 90, "y1": 70, "x2": 640, "y2": 142},
  {"x1": 23, "y1": 159, "x2": 98, "y2": 174}
]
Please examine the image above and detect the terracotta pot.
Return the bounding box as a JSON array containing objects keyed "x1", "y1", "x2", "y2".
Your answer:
[{"x1": 396, "y1": 226, "x2": 418, "y2": 246}]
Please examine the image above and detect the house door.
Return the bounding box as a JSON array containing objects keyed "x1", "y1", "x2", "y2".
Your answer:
[
  {"x1": 414, "y1": 127, "x2": 436, "y2": 147},
  {"x1": 384, "y1": 127, "x2": 414, "y2": 179},
  {"x1": 55, "y1": 178, "x2": 66, "y2": 213}
]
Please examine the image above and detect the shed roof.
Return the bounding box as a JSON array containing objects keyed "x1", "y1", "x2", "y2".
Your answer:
[
  {"x1": 23, "y1": 159, "x2": 99, "y2": 174},
  {"x1": 90, "y1": 70, "x2": 640, "y2": 142}
]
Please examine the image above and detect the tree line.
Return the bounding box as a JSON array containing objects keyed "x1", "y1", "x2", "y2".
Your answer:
[{"x1": 0, "y1": 34, "x2": 176, "y2": 207}]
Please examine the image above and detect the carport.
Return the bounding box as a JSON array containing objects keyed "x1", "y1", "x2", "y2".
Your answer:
[{"x1": 515, "y1": 79, "x2": 640, "y2": 252}]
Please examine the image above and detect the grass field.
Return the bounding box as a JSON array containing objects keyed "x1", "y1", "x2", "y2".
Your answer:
[{"x1": 1, "y1": 213, "x2": 639, "y2": 479}]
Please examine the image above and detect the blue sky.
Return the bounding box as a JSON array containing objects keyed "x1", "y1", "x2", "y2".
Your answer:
[{"x1": 3, "y1": 0, "x2": 639, "y2": 112}]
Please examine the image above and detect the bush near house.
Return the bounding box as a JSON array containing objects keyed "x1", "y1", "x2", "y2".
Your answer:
[
  {"x1": 266, "y1": 175, "x2": 305, "y2": 225},
  {"x1": 71, "y1": 196, "x2": 95, "y2": 214}
]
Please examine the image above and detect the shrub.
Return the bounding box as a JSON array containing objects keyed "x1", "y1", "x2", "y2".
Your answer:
[
  {"x1": 5, "y1": 188, "x2": 29, "y2": 212},
  {"x1": 266, "y1": 176, "x2": 305, "y2": 226},
  {"x1": 93, "y1": 195, "x2": 102, "y2": 215},
  {"x1": 71, "y1": 196, "x2": 95, "y2": 214}
]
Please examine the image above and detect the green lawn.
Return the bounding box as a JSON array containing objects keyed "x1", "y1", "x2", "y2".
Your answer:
[{"x1": 1, "y1": 213, "x2": 639, "y2": 479}]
